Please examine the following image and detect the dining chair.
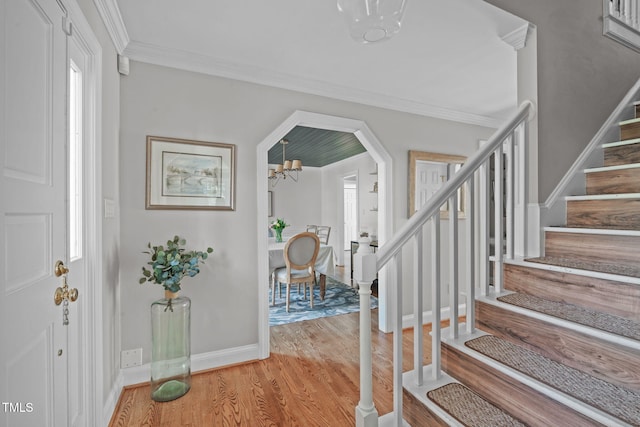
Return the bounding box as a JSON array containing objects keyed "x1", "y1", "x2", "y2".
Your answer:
[
  {"x1": 306, "y1": 225, "x2": 318, "y2": 234},
  {"x1": 271, "y1": 232, "x2": 320, "y2": 312},
  {"x1": 315, "y1": 226, "x2": 331, "y2": 245}
]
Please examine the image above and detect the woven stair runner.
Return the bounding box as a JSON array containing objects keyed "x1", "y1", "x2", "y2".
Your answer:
[
  {"x1": 497, "y1": 292, "x2": 640, "y2": 341},
  {"x1": 526, "y1": 256, "x2": 640, "y2": 278},
  {"x1": 465, "y1": 335, "x2": 640, "y2": 425},
  {"x1": 427, "y1": 383, "x2": 526, "y2": 427}
]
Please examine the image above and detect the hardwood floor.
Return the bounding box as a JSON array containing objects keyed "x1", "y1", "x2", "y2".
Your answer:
[{"x1": 109, "y1": 312, "x2": 439, "y2": 426}]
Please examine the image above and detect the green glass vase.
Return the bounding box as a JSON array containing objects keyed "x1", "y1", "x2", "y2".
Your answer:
[
  {"x1": 150, "y1": 290, "x2": 191, "y2": 402},
  {"x1": 274, "y1": 228, "x2": 283, "y2": 243}
]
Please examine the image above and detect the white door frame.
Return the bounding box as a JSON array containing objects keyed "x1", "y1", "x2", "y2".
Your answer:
[
  {"x1": 256, "y1": 111, "x2": 393, "y2": 358},
  {"x1": 340, "y1": 172, "x2": 359, "y2": 266},
  {"x1": 66, "y1": 2, "x2": 104, "y2": 425}
]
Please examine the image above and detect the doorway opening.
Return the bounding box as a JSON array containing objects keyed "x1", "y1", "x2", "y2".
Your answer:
[
  {"x1": 256, "y1": 111, "x2": 394, "y2": 358},
  {"x1": 343, "y1": 174, "x2": 358, "y2": 255}
]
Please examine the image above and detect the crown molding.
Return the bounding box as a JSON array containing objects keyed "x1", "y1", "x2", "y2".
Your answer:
[
  {"x1": 93, "y1": 0, "x2": 129, "y2": 53},
  {"x1": 123, "y1": 40, "x2": 504, "y2": 128},
  {"x1": 500, "y1": 22, "x2": 534, "y2": 51}
]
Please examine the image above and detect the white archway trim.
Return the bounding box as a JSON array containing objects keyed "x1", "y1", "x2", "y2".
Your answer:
[{"x1": 256, "y1": 111, "x2": 393, "y2": 358}]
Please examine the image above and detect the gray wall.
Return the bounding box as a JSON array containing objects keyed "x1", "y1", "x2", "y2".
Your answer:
[
  {"x1": 486, "y1": 0, "x2": 640, "y2": 201},
  {"x1": 119, "y1": 61, "x2": 495, "y2": 363}
]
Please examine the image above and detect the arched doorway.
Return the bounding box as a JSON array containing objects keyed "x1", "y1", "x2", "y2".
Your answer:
[{"x1": 256, "y1": 111, "x2": 393, "y2": 358}]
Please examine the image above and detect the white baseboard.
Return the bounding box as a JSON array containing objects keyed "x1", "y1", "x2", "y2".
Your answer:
[
  {"x1": 402, "y1": 304, "x2": 466, "y2": 329},
  {"x1": 119, "y1": 343, "x2": 260, "y2": 388},
  {"x1": 103, "y1": 343, "x2": 260, "y2": 425},
  {"x1": 103, "y1": 371, "x2": 124, "y2": 426},
  {"x1": 191, "y1": 343, "x2": 260, "y2": 373}
]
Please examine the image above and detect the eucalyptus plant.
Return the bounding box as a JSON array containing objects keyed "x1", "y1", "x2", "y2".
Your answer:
[{"x1": 140, "y1": 235, "x2": 213, "y2": 293}]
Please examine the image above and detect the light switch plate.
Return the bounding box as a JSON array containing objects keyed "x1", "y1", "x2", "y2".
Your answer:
[{"x1": 104, "y1": 199, "x2": 115, "y2": 219}]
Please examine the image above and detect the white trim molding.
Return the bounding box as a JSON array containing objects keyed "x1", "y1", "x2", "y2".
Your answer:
[
  {"x1": 501, "y1": 22, "x2": 535, "y2": 51},
  {"x1": 93, "y1": 0, "x2": 129, "y2": 53},
  {"x1": 123, "y1": 40, "x2": 505, "y2": 128},
  {"x1": 66, "y1": 1, "x2": 105, "y2": 426}
]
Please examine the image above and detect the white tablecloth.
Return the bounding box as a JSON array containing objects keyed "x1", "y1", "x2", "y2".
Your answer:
[{"x1": 268, "y1": 239, "x2": 335, "y2": 276}]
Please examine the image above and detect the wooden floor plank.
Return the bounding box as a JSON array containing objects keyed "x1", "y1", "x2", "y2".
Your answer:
[{"x1": 108, "y1": 311, "x2": 441, "y2": 426}]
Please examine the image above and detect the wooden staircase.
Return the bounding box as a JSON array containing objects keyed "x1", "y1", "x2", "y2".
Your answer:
[{"x1": 403, "y1": 104, "x2": 640, "y2": 426}]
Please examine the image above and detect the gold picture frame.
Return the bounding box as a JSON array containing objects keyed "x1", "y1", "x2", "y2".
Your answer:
[
  {"x1": 408, "y1": 150, "x2": 467, "y2": 219},
  {"x1": 146, "y1": 136, "x2": 236, "y2": 210}
]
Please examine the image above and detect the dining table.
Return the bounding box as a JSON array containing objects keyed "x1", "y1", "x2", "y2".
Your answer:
[{"x1": 268, "y1": 237, "x2": 335, "y2": 300}]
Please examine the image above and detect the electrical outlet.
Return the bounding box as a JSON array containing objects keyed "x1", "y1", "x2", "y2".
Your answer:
[{"x1": 121, "y1": 348, "x2": 142, "y2": 368}]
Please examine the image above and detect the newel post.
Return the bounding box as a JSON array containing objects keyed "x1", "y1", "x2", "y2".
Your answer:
[{"x1": 353, "y1": 238, "x2": 379, "y2": 427}]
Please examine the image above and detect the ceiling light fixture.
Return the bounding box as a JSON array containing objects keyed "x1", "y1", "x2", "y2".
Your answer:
[
  {"x1": 337, "y1": 0, "x2": 408, "y2": 43},
  {"x1": 268, "y1": 139, "x2": 302, "y2": 187}
]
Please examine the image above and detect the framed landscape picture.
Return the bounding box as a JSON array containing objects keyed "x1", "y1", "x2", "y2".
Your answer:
[{"x1": 146, "y1": 136, "x2": 236, "y2": 210}]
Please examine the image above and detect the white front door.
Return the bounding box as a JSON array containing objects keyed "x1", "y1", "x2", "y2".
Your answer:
[{"x1": 1, "y1": 0, "x2": 73, "y2": 425}]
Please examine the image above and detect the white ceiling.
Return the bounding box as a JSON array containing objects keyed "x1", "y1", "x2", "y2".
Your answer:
[{"x1": 115, "y1": 0, "x2": 527, "y2": 127}]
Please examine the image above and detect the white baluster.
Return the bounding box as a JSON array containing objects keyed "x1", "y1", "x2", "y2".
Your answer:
[
  {"x1": 449, "y1": 194, "x2": 459, "y2": 339},
  {"x1": 517, "y1": 122, "x2": 529, "y2": 257},
  {"x1": 479, "y1": 160, "x2": 490, "y2": 296},
  {"x1": 466, "y1": 176, "x2": 476, "y2": 335},
  {"x1": 494, "y1": 145, "x2": 504, "y2": 294},
  {"x1": 506, "y1": 135, "x2": 515, "y2": 260},
  {"x1": 392, "y1": 252, "x2": 403, "y2": 425},
  {"x1": 431, "y1": 214, "x2": 441, "y2": 380},
  {"x1": 413, "y1": 229, "x2": 424, "y2": 386}
]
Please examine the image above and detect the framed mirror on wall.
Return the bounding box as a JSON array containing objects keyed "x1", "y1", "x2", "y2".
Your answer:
[{"x1": 408, "y1": 150, "x2": 467, "y2": 219}]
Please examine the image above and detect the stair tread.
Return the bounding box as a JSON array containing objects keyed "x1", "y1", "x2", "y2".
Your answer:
[
  {"x1": 566, "y1": 192, "x2": 640, "y2": 200},
  {"x1": 584, "y1": 162, "x2": 640, "y2": 173},
  {"x1": 620, "y1": 117, "x2": 640, "y2": 126},
  {"x1": 465, "y1": 335, "x2": 640, "y2": 425},
  {"x1": 526, "y1": 255, "x2": 640, "y2": 278},
  {"x1": 427, "y1": 382, "x2": 526, "y2": 427},
  {"x1": 603, "y1": 137, "x2": 640, "y2": 148},
  {"x1": 497, "y1": 292, "x2": 640, "y2": 341}
]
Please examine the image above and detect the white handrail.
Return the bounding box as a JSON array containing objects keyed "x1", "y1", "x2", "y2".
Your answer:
[{"x1": 376, "y1": 101, "x2": 533, "y2": 270}]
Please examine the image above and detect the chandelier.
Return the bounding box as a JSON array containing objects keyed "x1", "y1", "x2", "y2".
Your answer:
[
  {"x1": 337, "y1": 0, "x2": 408, "y2": 43},
  {"x1": 268, "y1": 139, "x2": 302, "y2": 187}
]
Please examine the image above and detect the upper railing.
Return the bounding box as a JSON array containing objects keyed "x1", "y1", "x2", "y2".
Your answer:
[
  {"x1": 608, "y1": 0, "x2": 640, "y2": 29},
  {"x1": 604, "y1": 0, "x2": 640, "y2": 52},
  {"x1": 355, "y1": 101, "x2": 534, "y2": 426}
]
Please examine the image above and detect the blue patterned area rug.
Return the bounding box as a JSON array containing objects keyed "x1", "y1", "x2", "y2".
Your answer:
[{"x1": 269, "y1": 276, "x2": 378, "y2": 326}]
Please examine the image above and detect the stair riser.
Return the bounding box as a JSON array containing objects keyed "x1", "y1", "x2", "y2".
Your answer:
[
  {"x1": 402, "y1": 389, "x2": 450, "y2": 427},
  {"x1": 605, "y1": 143, "x2": 640, "y2": 166},
  {"x1": 621, "y1": 121, "x2": 640, "y2": 140},
  {"x1": 504, "y1": 264, "x2": 640, "y2": 320},
  {"x1": 476, "y1": 301, "x2": 640, "y2": 392},
  {"x1": 441, "y1": 343, "x2": 602, "y2": 427},
  {"x1": 566, "y1": 199, "x2": 640, "y2": 230},
  {"x1": 586, "y1": 168, "x2": 640, "y2": 194},
  {"x1": 544, "y1": 230, "x2": 640, "y2": 268}
]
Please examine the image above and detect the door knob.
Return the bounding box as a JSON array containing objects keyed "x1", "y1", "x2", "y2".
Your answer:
[
  {"x1": 53, "y1": 261, "x2": 78, "y2": 306},
  {"x1": 54, "y1": 277, "x2": 79, "y2": 305},
  {"x1": 54, "y1": 260, "x2": 69, "y2": 277}
]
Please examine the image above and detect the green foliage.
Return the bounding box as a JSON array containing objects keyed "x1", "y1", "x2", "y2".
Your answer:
[
  {"x1": 270, "y1": 218, "x2": 288, "y2": 231},
  {"x1": 139, "y1": 235, "x2": 213, "y2": 293}
]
